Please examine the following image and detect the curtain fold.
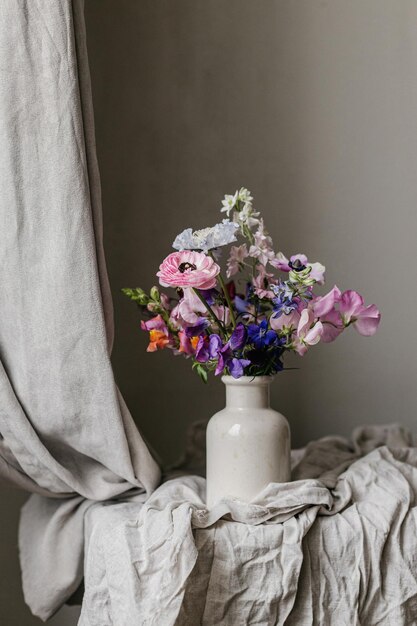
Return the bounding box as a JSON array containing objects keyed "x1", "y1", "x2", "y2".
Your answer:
[{"x1": 0, "y1": 0, "x2": 160, "y2": 619}]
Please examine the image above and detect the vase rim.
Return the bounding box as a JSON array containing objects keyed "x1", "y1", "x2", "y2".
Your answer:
[{"x1": 221, "y1": 375, "x2": 274, "y2": 386}]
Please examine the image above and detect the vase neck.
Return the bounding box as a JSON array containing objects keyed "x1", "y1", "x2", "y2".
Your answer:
[{"x1": 223, "y1": 377, "x2": 271, "y2": 409}]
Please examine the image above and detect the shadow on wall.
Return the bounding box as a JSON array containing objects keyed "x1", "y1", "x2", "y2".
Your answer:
[{"x1": 85, "y1": 0, "x2": 417, "y2": 465}]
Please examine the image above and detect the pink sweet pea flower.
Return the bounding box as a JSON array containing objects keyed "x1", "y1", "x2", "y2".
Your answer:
[
  {"x1": 270, "y1": 309, "x2": 300, "y2": 332},
  {"x1": 171, "y1": 288, "x2": 230, "y2": 329},
  {"x1": 320, "y1": 309, "x2": 344, "y2": 343},
  {"x1": 157, "y1": 250, "x2": 220, "y2": 290},
  {"x1": 339, "y1": 290, "x2": 381, "y2": 336},
  {"x1": 294, "y1": 309, "x2": 323, "y2": 356},
  {"x1": 312, "y1": 285, "x2": 341, "y2": 317},
  {"x1": 174, "y1": 288, "x2": 206, "y2": 325},
  {"x1": 271, "y1": 253, "x2": 325, "y2": 284}
]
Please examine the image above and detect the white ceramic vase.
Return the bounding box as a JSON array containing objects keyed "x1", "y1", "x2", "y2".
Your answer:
[{"x1": 206, "y1": 375, "x2": 291, "y2": 507}]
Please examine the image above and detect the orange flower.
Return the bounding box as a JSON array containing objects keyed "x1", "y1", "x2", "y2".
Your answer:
[{"x1": 147, "y1": 329, "x2": 170, "y2": 352}]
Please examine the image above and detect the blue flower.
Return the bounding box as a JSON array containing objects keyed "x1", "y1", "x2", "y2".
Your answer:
[
  {"x1": 271, "y1": 281, "x2": 298, "y2": 318},
  {"x1": 247, "y1": 320, "x2": 279, "y2": 349}
]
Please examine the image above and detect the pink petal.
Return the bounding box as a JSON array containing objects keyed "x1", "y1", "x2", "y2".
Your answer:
[
  {"x1": 339, "y1": 290, "x2": 365, "y2": 322},
  {"x1": 354, "y1": 304, "x2": 381, "y2": 336},
  {"x1": 304, "y1": 321, "x2": 323, "y2": 346},
  {"x1": 270, "y1": 252, "x2": 290, "y2": 272},
  {"x1": 297, "y1": 308, "x2": 313, "y2": 339},
  {"x1": 313, "y1": 285, "x2": 341, "y2": 317},
  {"x1": 270, "y1": 310, "x2": 300, "y2": 331},
  {"x1": 290, "y1": 253, "x2": 309, "y2": 265},
  {"x1": 320, "y1": 309, "x2": 344, "y2": 343},
  {"x1": 309, "y1": 262, "x2": 326, "y2": 285}
]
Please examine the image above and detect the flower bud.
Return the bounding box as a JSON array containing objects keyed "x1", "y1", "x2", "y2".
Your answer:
[{"x1": 150, "y1": 286, "x2": 161, "y2": 302}]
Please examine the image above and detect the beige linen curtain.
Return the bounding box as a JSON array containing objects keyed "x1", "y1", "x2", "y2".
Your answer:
[{"x1": 0, "y1": 0, "x2": 160, "y2": 619}]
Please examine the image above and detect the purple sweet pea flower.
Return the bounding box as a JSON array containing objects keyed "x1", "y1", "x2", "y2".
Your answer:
[
  {"x1": 195, "y1": 323, "x2": 251, "y2": 378},
  {"x1": 228, "y1": 357, "x2": 252, "y2": 378},
  {"x1": 184, "y1": 319, "x2": 209, "y2": 337},
  {"x1": 199, "y1": 288, "x2": 219, "y2": 305},
  {"x1": 228, "y1": 323, "x2": 247, "y2": 350}
]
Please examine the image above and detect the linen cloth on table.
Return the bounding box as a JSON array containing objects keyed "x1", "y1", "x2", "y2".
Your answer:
[{"x1": 79, "y1": 424, "x2": 417, "y2": 626}]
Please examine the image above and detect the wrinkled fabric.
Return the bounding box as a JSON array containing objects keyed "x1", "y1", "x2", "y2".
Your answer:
[
  {"x1": 79, "y1": 425, "x2": 417, "y2": 626},
  {"x1": 0, "y1": 1, "x2": 160, "y2": 620}
]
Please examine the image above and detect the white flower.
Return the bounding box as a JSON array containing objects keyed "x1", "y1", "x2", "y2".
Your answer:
[
  {"x1": 220, "y1": 187, "x2": 253, "y2": 216},
  {"x1": 220, "y1": 187, "x2": 261, "y2": 233},
  {"x1": 221, "y1": 191, "x2": 239, "y2": 217},
  {"x1": 226, "y1": 244, "x2": 248, "y2": 278},
  {"x1": 172, "y1": 219, "x2": 239, "y2": 253},
  {"x1": 234, "y1": 203, "x2": 260, "y2": 230}
]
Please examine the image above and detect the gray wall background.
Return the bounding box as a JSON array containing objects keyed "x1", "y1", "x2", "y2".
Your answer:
[{"x1": 1, "y1": 1, "x2": 416, "y2": 623}]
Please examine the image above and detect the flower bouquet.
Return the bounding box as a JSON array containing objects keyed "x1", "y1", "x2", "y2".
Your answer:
[{"x1": 123, "y1": 188, "x2": 381, "y2": 382}]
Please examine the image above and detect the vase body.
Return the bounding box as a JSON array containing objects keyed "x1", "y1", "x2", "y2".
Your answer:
[{"x1": 206, "y1": 375, "x2": 291, "y2": 507}]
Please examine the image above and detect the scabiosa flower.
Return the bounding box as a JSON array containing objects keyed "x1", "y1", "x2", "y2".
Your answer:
[
  {"x1": 173, "y1": 220, "x2": 238, "y2": 253},
  {"x1": 157, "y1": 250, "x2": 220, "y2": 290}
]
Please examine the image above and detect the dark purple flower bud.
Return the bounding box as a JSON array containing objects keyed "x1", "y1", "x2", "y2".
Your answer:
[
  {"x1": 288, "y1": 258, "x2": 306, "y2": 272},
  {"x1": 215, "y1": 352, "x2": 226, "y2": 376},
  {"x1": 229, "y1": 323, "x2": 247, "y2": 351},
  {"x1": 184, "y1": 319, "x2": 209, "y2": 337},
  {"x1": 199, "y1": 288, "x2": 219, "y2": 305}
]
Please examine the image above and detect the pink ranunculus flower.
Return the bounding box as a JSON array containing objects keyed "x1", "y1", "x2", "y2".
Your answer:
[
  {"x1": 157, "y1": 250, "x2": 220, "y2": 290},
  {"x1": 339, "y1": 290, "x2": 381, "y2": 336},
  {"x1": 294, "y1": 308, "x2": 323, "y2": 356}
]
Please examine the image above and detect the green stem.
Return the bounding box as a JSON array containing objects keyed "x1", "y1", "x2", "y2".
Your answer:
[
  {"x1": 207, "y1": 251, "x2": 236, "y2": 329},
  {"x1": 217, "y1": 272, "x2": 237, "y2": 328},
  {"x1": 193, "y1": 288, "x2": 226, "y2": 336}
]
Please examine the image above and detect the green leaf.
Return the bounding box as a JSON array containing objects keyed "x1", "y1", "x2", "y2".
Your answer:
[
  {"x1": 192, "y1": 362, "x2": 208, "y2": 384},
  {"x1": 121, "y1": 287, "x2": 150, "y2": 305}
]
